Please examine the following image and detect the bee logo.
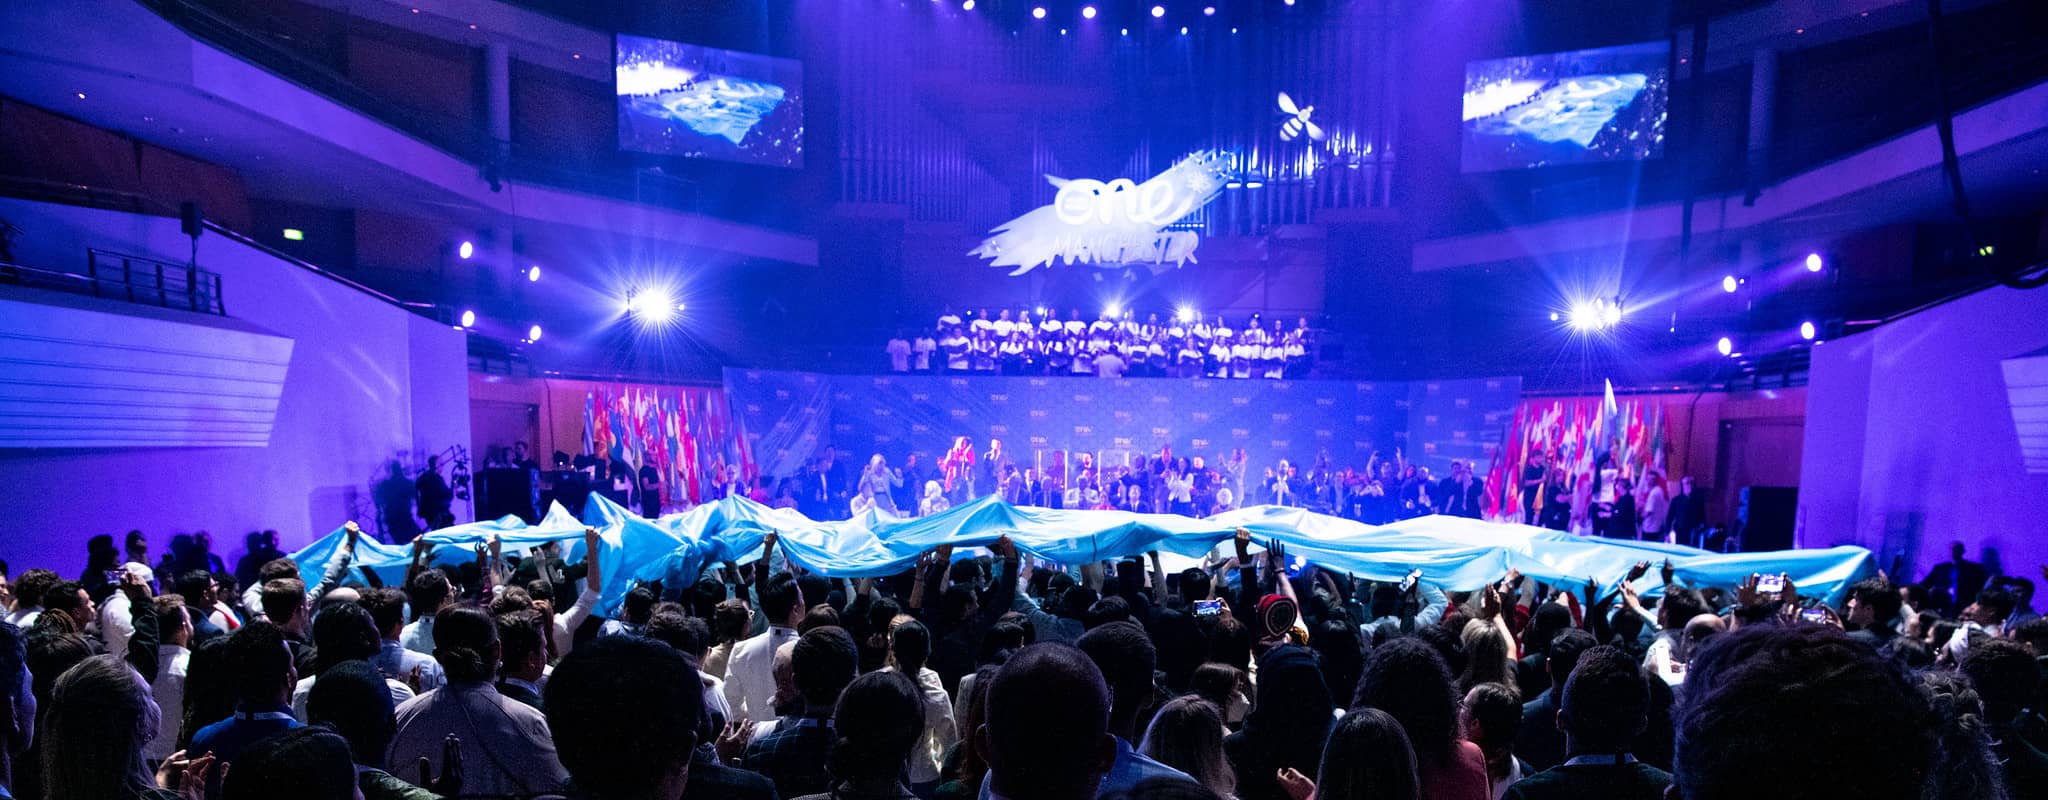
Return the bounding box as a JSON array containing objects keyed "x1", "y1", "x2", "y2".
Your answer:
[{"x1": 1277, "y1": 92, "x2": 1326, "y2": 142}]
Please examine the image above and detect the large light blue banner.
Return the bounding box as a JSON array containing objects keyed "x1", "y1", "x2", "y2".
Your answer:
[{"x1": 290, "y1": 494, "x2": 1875, "y2": 615}]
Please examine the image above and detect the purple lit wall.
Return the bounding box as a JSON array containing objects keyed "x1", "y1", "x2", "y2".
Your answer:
[
  {"x1": 0, "y1": 198, "x2": 471, "y2": 579},
  {"x1": 1799, "y1": 283, "x2": 2048, "y2": 580}
]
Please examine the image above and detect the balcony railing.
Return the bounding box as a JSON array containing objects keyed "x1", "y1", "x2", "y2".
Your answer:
[{"x1": 0, "y1": 251, "x2": 225, "y2": 317}]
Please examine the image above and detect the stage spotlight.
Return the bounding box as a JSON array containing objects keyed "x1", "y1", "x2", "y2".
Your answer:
[
  {"x1": 1104, "y1": 303, "x2": 1121, "y2": 318},
  {"x1": 1567, "y1": 301, "x2": 1601, "y2": 332},
  {"x1": 1717, "y1": 336, "x2": 1734, "y2": 356},
  {"x1": 1602, "y1": 301, "x2": 1622, "y2": 328},
  {"x1": 1084, "y1": 6, "x2": 1098, "y2": 19},
  {"x1": 1548, "y1": 311, "x2": 1560, "y2": 322},
  {"x1": 527, "y1": 265, "x2": 541, "y2": 282},
  {"x1": 961, "y1": 0, "x2": 973, "y2": 9},
  {"x1": 1243, "y1": 180, "x2": 1265, "y2": 188},
  {"x1": 1180, "y1": 26, "x2": 1188, "y2": 34},
  {"x1": 459, "y1": 309, "x2": 476, "y2": 328},
  {"x1": 626, "y1": 287, "x2": 679, "y2": 324},
  {"x1": 1151, "y1": 5, "x2": 1165, "y2": 18},
  {"x1": 1035, "y1": 305, "x2": 1047, "y2": 317},
  {"x1": 1032, "y1": 6, "x2": 1045, "y2": 19},
  {"x1": 1121, "y1": 27, "x2": 1128, "y2": 35},
  {"x1": 1204, "y1": 6, "x2": 1216, "y2": 15},
  {"x1": 457, "y1": 240, "x2": 475, "y2": 260},
  {"x1": 527, "y1": 324, "x2": 543, "y2": 342},
  {"x1": 1721, "y1": 275, "x2": 1738, "y2": 293},
  {"x1": 1800, "y1": 321, "x2": 1816, "y2": 340},
  {"x1": 1176, "y1": 306, "x2": 1196, "y2": 324},
  {"x1": 1804, "y1": 252, "x2": 1824, "y2": 272},
  {"x1": 1060, "y1": 28, "x2": 1068, "y2": 34}
]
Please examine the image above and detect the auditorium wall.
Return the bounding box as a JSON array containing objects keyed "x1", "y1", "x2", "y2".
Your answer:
[
  {"x1": 1800, "y1": 282, "x2": 2048, "y2": 580},
  {"x1": 0, "y1": 198, "x2": 471, "y2": 577}
]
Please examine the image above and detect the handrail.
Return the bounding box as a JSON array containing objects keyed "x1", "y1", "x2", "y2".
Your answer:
[
  {"x1": 199, "y1": 221, "x2": 412, "y2": 312},
  {"x1": 0, "y1": 253, "x2": 226, "y2": 317}
]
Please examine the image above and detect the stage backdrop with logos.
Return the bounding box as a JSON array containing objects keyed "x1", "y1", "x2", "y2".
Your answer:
[{"x1": 724, "y1": 369, "x2": 1520, "y2": 484}]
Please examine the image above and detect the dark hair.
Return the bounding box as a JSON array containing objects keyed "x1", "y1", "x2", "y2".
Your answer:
[
  {"x1": 221, "y1": 726, "x2": 357, "y2": 800},
  {"x1": 432, "y1": 606, "x2": 499, "y2": 682},
  {"x1": 1462, "y1": 681, "x2": 1522, "y2": 751},
  {"x1": 1315, "y1": 707, "x2": 1421, "y2": 800},
  {"x1": 799, "y1": 603, "x2": 841, "y2": 632},
  {"x1": 2012, "y1": 617, "x2": 2048, "y2": 655},
  {"x1": 1412, "y1": 624, "x2": 1464, "y2": 677},
  {"x1": 179, "y1": 638, "x2": 235, "y2": 749},
  {"x1": 1658, "y1": 587, "x2": 1710, "y2": 630},
  {"x1": 1059, "y1": 586, "x2": 1100, "y2": 621},
  {"x1": 761, "y1": 573, "x2": 801, "y2": 623},
  {"x1": 1849, "y1": 577, "x2": 1904, "y2": 625},
  {"x1": 792, "y1": 626, "x2": 859, "y2": 708},
  {"x1": 41, "y1": 581, "x2": 87, "y2": 618},
  {"x1": 1973, "y1": 587, "x2": 2017, "y2": 620},
  {"x1": 1189, "y1": 662, "x2": 1242, "y2": 713},
  {"x1": 545, "y1": 636, "x2": 706, "y2": 798},
  {"x1": 1525, "y1": 603, "x2": 1572, "y2": 654},
  {"x1": 891, "y1": 618, "x2": 933, "y2": 674},
  {"x1": 224, "y1": 620, "x2": 293, "y2": 704},
  {"x1": 1084, "y1": 596, "x2": 1132, "y2": 629},
  {"x1": 1139, "y1": 696, "x2": 1233, "y2": 798},
  {"x1": 1544, "y1": 628, "x2": 1597, "y2": 686},
  {"x1": 827, "y1": 670, "x2": 926, "y2": 784},
  {"x1": 643, "y1": 610, "x2": 710, "y2": 658},
  {"x1": 1353, "y1": 637, "x2": 1460, "y2": 765},
  {"x1": 14, "y1": 569, "x2": 60, "y2": 610},
  {"x1": 713, "y1": 598, "x2": 754, "y2": 643},
  {"x1": 983, "y1": 644, "x2": 1112, "y2": 800},
  {"x1": 1242, "y1": 645, "x2": 1335, "y2": 780},
  {"x1": 623, "y1": 585, "x2": 658, "y2": 624},
  {"x1": 497, "y1": 610, "x2": 549, "y2": 668},
  {"x1": 1076, "y1": 621, "x2": 1156, "y2": 713},
  {"x1": 258, "y1": 557, "x2": 300, "y2": 585},
  {"x1": 1960, "y1": 638, "x2": 2038, "y2": 722},
  {"x1": 1558, "y1": 645, "x2": 1648, "y2": 752},
  {"x1": 1917, "y1": 669, "x2": 2011, "y2": 800},
  {"x1": 39, "y1": 655, "x2": 159, "y2": 800},
  {"x1": 1674, "y1": 624, "x2": 1933, "y2": 800},
  {"x1": 308, "y1": 598, "x2": 381, "y2": 674},
  {"x1": 304, "y1": 660, "x2": 396, "y2": 768},
  {"x1": 357, "y1": 588, "x2": 408, "y2": 636},
  {"x1": 258, "y1": 578, "x2": 306, "y2": 623},
  {"x1": 152, "y1": 594, "x2": 189, "y2": 637},
  {"x1": 981, "y1": 620, "x2": 1029, "y2": 666},
  {"x1": 489, "y1": 586, "x2": 534, "y2": 616},
  {"x1": 174, "y1": 569, "x2": 215, "y2": 603},
  {"x1": 405, "y1": 569, "x2": 453, "y2": 621}
]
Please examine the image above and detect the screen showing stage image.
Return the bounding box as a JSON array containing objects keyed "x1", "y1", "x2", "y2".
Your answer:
[
  {"x1": 616, "y1": 34, "x2": 803, "y2": 168},
  {"x1": 1460, "y1": 41, "x2": 1668, "y2": 172}
]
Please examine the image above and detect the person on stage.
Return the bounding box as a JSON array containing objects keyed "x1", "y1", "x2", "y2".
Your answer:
[
  {"x1": 941, "y1": 436, "x2": 976, "y2": 499},
  {"x1": 980, "y1": 439, "x2": 1011, "y2": 499},
  {"x1": 416, "y1": 455, "x2": 455, "y2": 531},
  {"x1": 637, "y1": 457, "x2": 662, "y2": 519},
  {"x1": 1438, "y1": 460, "x2": 1486, "y2": 520},
  {"x1": 859, "y1": 454, "x2": 904, "y2": 515},
  {"x1": 919, "y1": 480, "x2": 950, "y2": 517},
  {"x1": 1520, "y1": 451, "x2": 1547, "y2": 524}
]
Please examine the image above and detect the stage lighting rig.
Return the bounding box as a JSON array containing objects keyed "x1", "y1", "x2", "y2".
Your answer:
[{"x1": 624, "y1": 287, "x2": 682, "y2": 325}]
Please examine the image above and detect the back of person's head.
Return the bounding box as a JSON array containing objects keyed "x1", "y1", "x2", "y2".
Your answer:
[
  {"x1": 1674, "y1": 624, "x2": 1932, "y2": 800},
  {"x1": 357, "y1": 587, "x2": 408, "y2": 637},
  {"x1": 688, "y1": 577, "x2": 727, "y2": 619},
  {"x1": 223, "y1": 620, "x2": 293, "y2": 704},
  {"x1": 1544, "y1": 628, "x2": 1597, "y2": 687},
  {"x1": 1138, "y1": 696, "x2": 1234, "y2": 798},
  {"x1": 178, "y1": 638, "x2": 235, "y2": 749},
  {"x1": 1457, "y1": 619, "x2": 1515, "y2": 694},
  {"x1": 1557, "y1": 645, "x2": 1648, "y2": 752},
  {"x1": 1315, "y1": 706, "x2": 1421, "y2": 800},
  {"x1": 1189, "y1": 662, "x2": 1243, "y2": 713},
  {"x1": 714, "y1": 598, "x2": 754, "y2": 643},
  {"x1": 545, "y1": 636, "x2": 707, "y2": 800},
  {"x1": 258, "y1": 557, "x2": 300, "y2": 584},
  {"x1": 309, "y1": 598, "x2": 381, "y2": 673},
  {"x1": 1085, "y1": 596, "x2": 1132, "y2": 629},
  {"x1": 642, "y1": 609, "x2": 710, "y2": 659},
  {"x1": 152, "y1": 594, "x2": 189, "y2": 638},
  {"x1": 1974, "y1": 587, "x2": 2017, "y2": 621},
  {"x1": 40, "y1": 654, "x2": 154, "y2": 800},
  {"x1": 1849, "y1": 577, "x2": 1904, "y2": 626},
  {"x1": 2013, "y1": 617, "x2": 2048, "y2": 657},
  {"x1": 891, "y1": 618, "x2": 933, "y2": 673},
  {"x1": 405, "y1": 569, "x2": 453, "y2": 620},
  {"x1": 1461, "y1": 682, "x2": 1521, "y2": 752},
  {"x1": 14, "y1": 569, "x2": 59, "y2": 610},
  {"x1": 1059, "y1": 586, "x2": 1100, "y2": 621},
  {"x1": 792, "y1": 626, "x2": 859, "y2": 710},
  {"x1": 1179, "y1": 569, "x2": 1212, "y2": 606},
  {"x1": 1659, "y1": 587, "x2": 1710, "y2": 630},
  {"x1": 220, "y1": 726, "x2": 357, "y2": 800},
  {"x1": 304, "y1": 659, "x2": 396, "y2": 768},
  {"x1": 1310, "y1": 619, "x2": 1366, "y2": 702},
  {"x1": 497, "y1": 609, "x2": 550, "y2": 669},
  {"x1": 761, "y1": 573, "x2": 801, "y2": 624},
  {"x1": 980, "y1": 644, "x2": 1117, "y2": 800},
  {"x1": 799, "y1": 603, "x2": 841, "y2": 632},
  {"x1": 1527, "y1": 603, "x2": 1572, "y2": 653},
  {"x1": 489, "y1": 586, "x2": 534, "y2": 616},
  {"x1": 828, "y1": 670, "x2": 927, "y2": 785},
  {"x1": 622, "y1": 585, "x2": 657, "y2": 624},
  {"x1": 1916, "y1": 669, "x2": 2010, "y2": 800},
  {"x1": 1076, "y1": 621, "x2": 1156, "y2": 714},
  {"x1": 258, "y1": 578, "x2": 306, "y2": 623},
  {"x1": 41, "y1": 581, "x2": 87, "y2": 620},
  {"x1": 1960, "y1": 638, "x2": 2039, "y2": 722},
  {"x1": 432, "y1": 606, "x2": 499, "y2": 682},
  {"x1": 1353, "y1": 637, "x2": 1459, "y2": 765},
  {"x1": 1245, "y1": 644, "x2": 1334, "y2": 740},
  {"x1": 174, "y1": 569, "x2": 214, "y2": 604}
]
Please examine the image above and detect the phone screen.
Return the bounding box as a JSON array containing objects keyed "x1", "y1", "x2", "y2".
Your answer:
[
  {"x1": 1757, "y1": 574, "x2": 1785, "y2": 593},
  {"x1": 1800, "y1": 608, "x2": 1827, "y2": 624},
  {"x1": 1195, "y1": 598, "x2": 1225, "y2": 617}
]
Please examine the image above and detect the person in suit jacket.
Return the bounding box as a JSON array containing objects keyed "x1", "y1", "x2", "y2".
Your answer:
[
  {"x1": 1921, "y1": 541, "x2": 1990, "y2": 612},
  {"x1": 495, "y1": 610, "x2": 547, "y2": 711}
]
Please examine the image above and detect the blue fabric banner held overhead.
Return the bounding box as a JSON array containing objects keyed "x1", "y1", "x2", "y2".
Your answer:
[{"x1": 290, "y1": 494, "x2": 1874, "y2": 616}]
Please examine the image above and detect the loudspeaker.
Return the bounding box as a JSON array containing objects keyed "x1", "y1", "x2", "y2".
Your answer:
[
  {"x1": 1735, "y1": 486, "x2": 1798, "y2": 552},
  {"x1": 180, "y1": 202, "x2": 204, "y2": 238}
]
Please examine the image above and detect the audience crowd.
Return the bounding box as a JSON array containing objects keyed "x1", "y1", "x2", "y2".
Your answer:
[
  {"x1": 1, "y1": 522, "x2": 2044, "y2": 800},
  {"x1": 886, "y1": 309, "x2": 1318, "y2": 379}
]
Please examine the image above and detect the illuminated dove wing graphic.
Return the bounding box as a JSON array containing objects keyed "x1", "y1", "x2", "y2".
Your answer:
[{"x1": 969, "y1": 151, "x2": 1232, "y2": 276}]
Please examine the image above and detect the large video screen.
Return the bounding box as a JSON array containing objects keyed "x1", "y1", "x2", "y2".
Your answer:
[
  {"x1": 1460, "y1": 41, "x2": 1668, "y2": 172},
  {"x1": 615, "y1": 34, "x2": 804, "y2": 168}
]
